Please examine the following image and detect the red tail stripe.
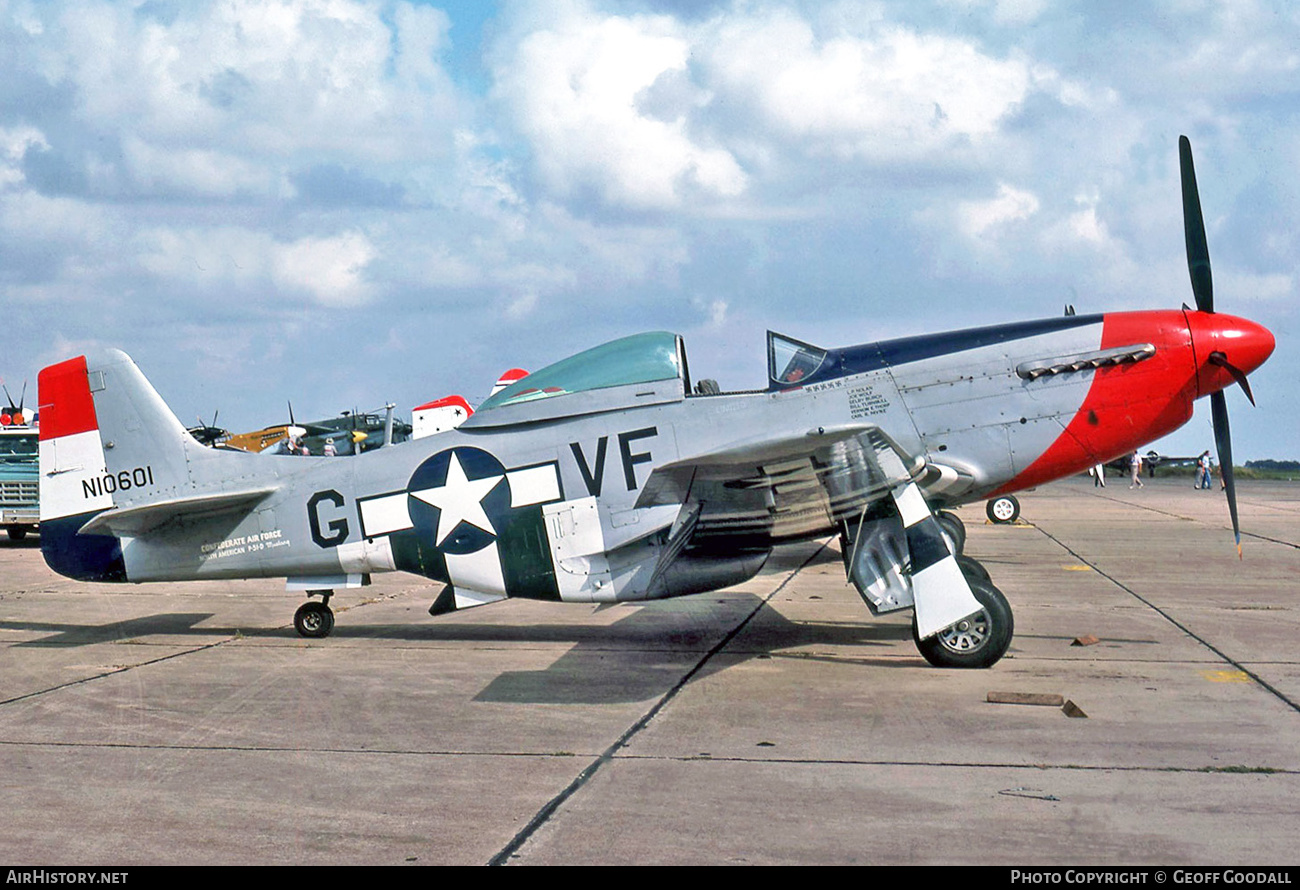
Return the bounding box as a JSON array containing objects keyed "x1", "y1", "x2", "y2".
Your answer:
[{"x1": 37, "y1": 355, "x2": 99, "y2": 441}]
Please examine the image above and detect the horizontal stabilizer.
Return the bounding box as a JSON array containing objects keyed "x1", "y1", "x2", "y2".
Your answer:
[{"x1": 77, "y1": 487, "x2": 277, "y2": 536}]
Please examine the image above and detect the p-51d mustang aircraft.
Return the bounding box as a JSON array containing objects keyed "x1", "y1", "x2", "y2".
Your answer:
[{"x1": 37, "y1": 138, "x2": 1274, "y2": 668}]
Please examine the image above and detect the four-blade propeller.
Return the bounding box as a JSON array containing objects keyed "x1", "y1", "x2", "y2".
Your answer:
[{"x1": 1179, "y1": 135, "x2": 1255, "y2": 556}]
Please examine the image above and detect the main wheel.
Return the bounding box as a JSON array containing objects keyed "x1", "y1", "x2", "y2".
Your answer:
[
  {"x1": 935, "y1": 510, "x2": 966, "y2": 555},
  {"x1": 986, "y1": 495, "x2": 1020, "y2": 524},
  {"x1": 6, "y1": 527, "x2": 27, "y2": 541},
  {"x1": 913, "y1": 578, "x2": 1013, "y2": 669},
  {"x1": 294, "y1": 601, "x2": 335, "y2": 638},
  {"x1": 956, "y1": 554, "x2": 990, "y2": 585}
]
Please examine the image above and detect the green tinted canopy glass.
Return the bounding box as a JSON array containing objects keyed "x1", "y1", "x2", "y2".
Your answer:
[{"x1": 478, "y1": 331, "x2": 682, "y2": 412}]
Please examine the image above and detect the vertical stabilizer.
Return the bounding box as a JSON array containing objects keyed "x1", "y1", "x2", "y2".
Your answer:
[
  {"x1": 39, "y1": 354, "x2": 123, "y2": 580},
  {"x1": 38, "y1": 349, "x2": 224, "y2": 581}
]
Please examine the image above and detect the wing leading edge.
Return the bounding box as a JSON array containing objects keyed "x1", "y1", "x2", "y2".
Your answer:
[{"x1": 636, "y1": 423, "x2": 923, "y2": 543}]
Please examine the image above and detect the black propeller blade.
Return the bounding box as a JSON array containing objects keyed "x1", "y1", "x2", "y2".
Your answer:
[
  {"x1": 187, "y1": 410, "x2": 228, "y2": 447},
  {"x1": 1208, "y1": 351, "x2": 1256, "y2": 406},
  {"x1": 2, "y1": 381, "x2": 23, "y2": 412},
  {"x1": 1180, "y1": 135, "x2": 1214, "y2": 313},
  {"x1": 1182, "y1": 136, "x2": 1251, "y2": 556},
  {"x1": 1210, "y1": 390, "x2": 1241, "y2": 557},
  {"x1": 2, "y1": 381, "x2": 29, "y2": 424}
]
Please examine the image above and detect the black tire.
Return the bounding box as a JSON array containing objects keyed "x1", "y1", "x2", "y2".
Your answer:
[
  {"x1": 935, "y1": 510, "x2": 966, "y2": 555},
  {"x1": 6, "y1": 527, "x2": 27, "y2": 541},
  {"x1": 956, "y1": 554, "x2": 990, "y2": 585},
  {"x1": 913, "y1": 578, "x2": 1013, "y2": 669},
  {"x1": 294, "y1": 601, "x2": 335, "y2": 638},
  {"x1": 985, "y1": 495, "x2": 1020, "y2": 524}
]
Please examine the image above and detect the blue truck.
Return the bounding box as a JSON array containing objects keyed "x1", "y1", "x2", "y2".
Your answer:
[{"x1": 0, "y1": 424, "x2": 39, "y2": 540}]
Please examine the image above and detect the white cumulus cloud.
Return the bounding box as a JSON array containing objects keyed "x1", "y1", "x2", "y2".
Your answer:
[
  {"x1": 492, "y1": 2, "x2": 747, "y2": 209},
  {"x1": 698, "y1": 8, "x2": 1036, "y2": 160},
  {"x1": 273, "y1": 230, "x2": 378, "y2": 306},
  {"x1": 0, "y1": 125, "x2": 49, "y2": 188},
  {"x1": 958, "y1": 183, "x2": 1040, "y2": 238}
]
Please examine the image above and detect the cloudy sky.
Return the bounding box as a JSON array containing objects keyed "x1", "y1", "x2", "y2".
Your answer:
[{"x1": 3, "y1": 0, "x2": 1296, "y2": 461}]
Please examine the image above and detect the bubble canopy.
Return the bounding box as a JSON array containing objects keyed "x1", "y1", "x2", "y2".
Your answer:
[{"x1": 476, "y1": 331, "x2": 685, "y2": 414}]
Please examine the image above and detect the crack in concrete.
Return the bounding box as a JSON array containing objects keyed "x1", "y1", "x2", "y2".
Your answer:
[
  {"x1": 487, "y1": 539, "x2": 832, "y2": 866},
  {"x1": 1029, "y1": 522, "x2": 1300, "y2": 716}
]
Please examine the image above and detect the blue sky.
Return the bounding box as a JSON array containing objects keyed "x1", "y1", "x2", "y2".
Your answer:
[{"x1": 3, "y1": 0, "x2": 1296, "y2": 460}]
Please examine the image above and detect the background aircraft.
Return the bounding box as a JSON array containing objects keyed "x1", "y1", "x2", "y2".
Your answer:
[
  {"x1": 35, "y1": 139, "x2": 1274, "y2": 669},
  {"x1": 185, "y1": 411, "x2": 229, "y2": 448},
  {"x1": 216, "y1": 407, "x2": 413, "y2": 456},
  {"x1": 1105, "y1": 450, "x2": 1205, "y2": 478},
  {"x1": 209, "y1": 369, "x2": 530, "y2": 452},
  {"x1": 410, "y1": 369, "x2": 530, "y2": 440},
  {"x1": 1, "y1": 383, "x2": 35, "y2": 427},
  {"x1": 411, "y1": 395, "x2": 473, "y2": 440}
]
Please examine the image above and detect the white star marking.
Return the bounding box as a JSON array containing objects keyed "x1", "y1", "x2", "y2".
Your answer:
[{"x1": 411, "y1": 452, "x2": 505, "y2": 546}]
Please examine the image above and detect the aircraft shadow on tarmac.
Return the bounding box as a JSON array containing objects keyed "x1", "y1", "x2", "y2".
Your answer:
[
  {"x1": 3, "y1": 612, "x2": 224, "y2": 648},
  {"x1": 2, "y1": 592, "x2": 917, "y2": 705}
]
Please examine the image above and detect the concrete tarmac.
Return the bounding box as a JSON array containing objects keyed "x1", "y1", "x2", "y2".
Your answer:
[{"x1": 1, "y1": 477, "x2": 1298, "y2": 865}]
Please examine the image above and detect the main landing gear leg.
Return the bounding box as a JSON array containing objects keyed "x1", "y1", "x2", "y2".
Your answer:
[
  {"x1": 842, "y1": 493, "x2": 1013, "y2": 668},
  {"x1": 294, "y1": 590, "x2": 335, "y2": 639}
]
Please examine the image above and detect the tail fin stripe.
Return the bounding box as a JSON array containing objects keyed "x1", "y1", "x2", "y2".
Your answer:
[{"x1": 37, "y1": 356, "x2": 99, "y2": 441}]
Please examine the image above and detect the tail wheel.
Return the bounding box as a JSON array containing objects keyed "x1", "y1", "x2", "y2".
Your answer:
[
  {"x1": 294, "y1": 601, "x2": 335, "y2": 638},
  {"x1": 913, "y1": 578, "x2": 1013, "y2": 669},
  {"x1": 986, "y1": 495, "x2": 1020, "y2": 524}
]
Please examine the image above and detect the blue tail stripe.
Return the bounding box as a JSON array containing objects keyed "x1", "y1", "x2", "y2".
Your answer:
[{"x1": 41, "y1": 512, "x2": 127, "y2": 583}]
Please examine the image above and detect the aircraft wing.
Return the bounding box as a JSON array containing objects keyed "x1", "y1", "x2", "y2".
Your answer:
[
  {"x1": 635, "y1": 423, "x2": 925, "y2": 542},
  {"x1": 1148, "y1": 453, "x2": 1200, "y2": 464},
  {"x1": 634, "y1": 422, "x2": 983, "y2": 641}
]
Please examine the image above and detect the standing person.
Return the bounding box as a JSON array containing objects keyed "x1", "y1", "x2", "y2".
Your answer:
[
  {"x1": 1093, "y1": 463, "x2": 1106, "y2": 487},
  {"x1": 1129, "y1": 450, "x2": 1144, "y2": 489},
  {"x1": 1196, "y1": 451, "x2": 1211, "y2": 489},
  {"x1": 323, "y1": 437, "x2": 336, "y2": 457}
]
